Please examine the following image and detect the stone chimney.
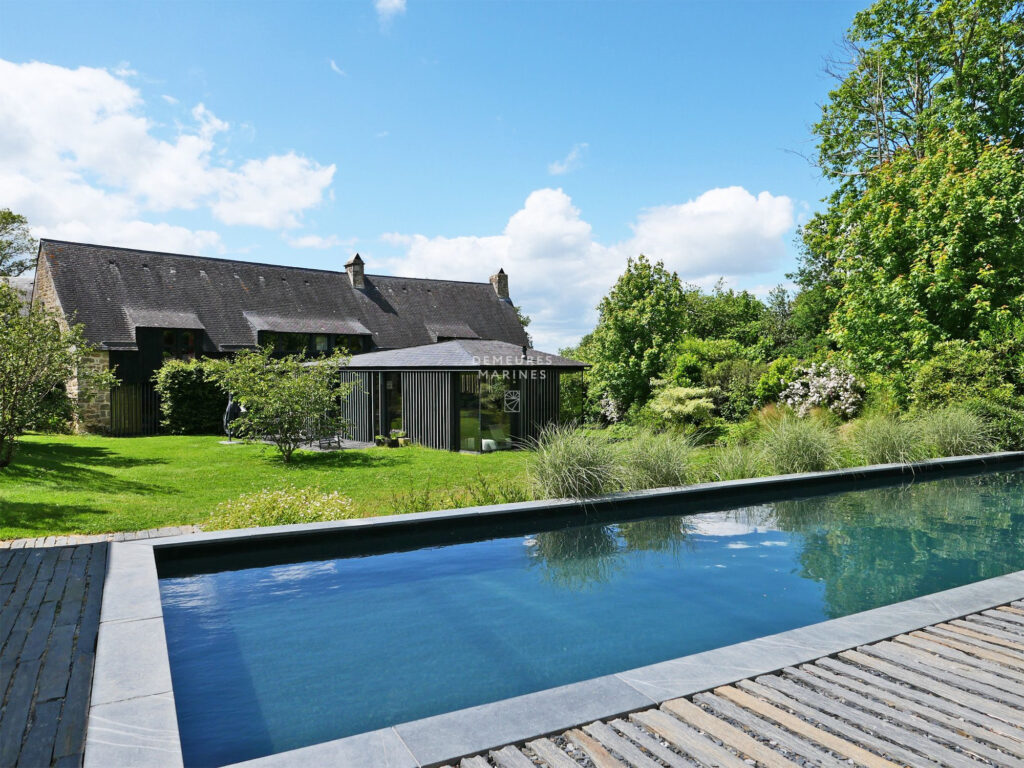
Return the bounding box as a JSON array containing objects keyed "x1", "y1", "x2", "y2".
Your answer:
[
  {"x1": 345, "y1": 253, "x2": 365, "y2": 289},
  {"x1": 490, "y1": 268, "x2": 509, "y2": 300}
]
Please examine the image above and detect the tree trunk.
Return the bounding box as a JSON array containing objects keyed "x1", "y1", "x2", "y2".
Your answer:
[{"x1": 0, "y1": 436, "x2": 16, "y2": 469}]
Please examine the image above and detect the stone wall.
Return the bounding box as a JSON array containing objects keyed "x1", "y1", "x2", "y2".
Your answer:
[{"x1": 33, "y1": 254, "x2": 111, "y2": 433}]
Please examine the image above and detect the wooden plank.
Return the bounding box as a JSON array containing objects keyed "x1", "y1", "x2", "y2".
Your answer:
[
  {"x1": 583, "y1": 721, "x2": 662, "y2": 768},
  {"x1": 631, "y1": 709, "x2": 749, "y2": 768},
  {"x1": 927, "y1": 624, "x2": 1024, "y2": 660},
  {"x1": 941, "y1": 622, "x2": 1024, "y2": 652},
  {"x1": 609, "y1": 719, "x2": 693, "y2": 768},
  {"x1": 715, "y1": 685, "x2": 898, "y2": 768},
  {"x1": 996, "y1": 606, "x2": 1024, "y2": 617},
  {"x1": 525, "y1": 738, "x2": 580, "y2": 768},
  {"x1": 893, "y1": 635, "x2": 1024, "y2": 690},
  {"x1": 959, "y1": 615, "x2": 1024, "y2": 642},
  {"x1": 693, "y1": 691, "x2": 845, "y2": 767},
  {"x1": 783, "y1": 666, "x2": 1016, "y2": 766},
  {"x1": 915, "y1": 629, "x2": 1024, "y2": 669},
  {"x1": 987, "y1": 608, "x2": 1024, "y2": 627},
  {"x1": 752, "y1": 674, "x2": 976, "y2": 768},
  {"x1": 865, "y1": 641, "x2": 1024, "y2": 707},
  {"x1": 460, "y1": 757, "x2": 491, "y2": 768},
  {"x1": 661, "y1": 697, "x2": 797, "y2": 768},
  {"x1": 566, "y1": 728, "x2": 625, "y2": 768},
  {"x1": 490, "y1": 745, "x2": 536, "y2": 768},
  {"x1": 843, "y1": 648, "x2": 1024, "y2": 727},
  {"x1": 806, "y1": 660, "x2": 1024, "y2": 758}
]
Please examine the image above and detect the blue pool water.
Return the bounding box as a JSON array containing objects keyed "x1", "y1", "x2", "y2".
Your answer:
[{"x1": 160, "y1": 468, "x2": 1024, "y2": 767}]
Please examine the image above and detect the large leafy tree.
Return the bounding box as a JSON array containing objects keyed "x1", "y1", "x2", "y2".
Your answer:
[
  {"x1": 816, "y1": 0, "x2": 1024, "y2": 183},
  {"x1": 587, "y1": 255, "x2": 690, "y2": 416},
  {"x1": 0, "y1": 209, "x2": 37, "y2": 277},
  {"x1": 828, "y1": 133, "x2": 1024, "y2": 382},
  {"x1": 0, "y1": 282, "x2": 116, "y2": 468}
]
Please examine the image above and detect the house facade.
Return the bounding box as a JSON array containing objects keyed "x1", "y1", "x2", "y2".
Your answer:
[{"x1": 29, "y1": 239, "x2": 584, "y2": 448}]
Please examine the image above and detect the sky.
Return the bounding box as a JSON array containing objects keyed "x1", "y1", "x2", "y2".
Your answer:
[{"x1": 0, "y1": 0, "x2": 863, "y2": 350}]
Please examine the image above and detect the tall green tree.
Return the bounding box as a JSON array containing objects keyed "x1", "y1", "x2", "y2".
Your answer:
[
  {"x1": 816, "y1": 0, "x2": 1024, "y2": 183},
  {"x1": 0, "y1": 282, "x2": 116, "y2": 468},
  {"x1": 587, "y1": 255, "x2": 689, "y2": 416},
  {"x1": 827, "y1": 133, "x2": 1024, "y2": 383},
  {"x1": 0, "y1": 209, "x2": 37, "y2": 277}
]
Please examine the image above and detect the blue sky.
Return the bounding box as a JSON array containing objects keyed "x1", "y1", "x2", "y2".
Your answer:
[{"x1": 0, "y1": 0, "x2": 862, "y2": 349}]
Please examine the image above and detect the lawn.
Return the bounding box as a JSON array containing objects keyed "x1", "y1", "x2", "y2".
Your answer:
[{"x1": 0, "y1": 434, "x2": 530, "y2": 540}]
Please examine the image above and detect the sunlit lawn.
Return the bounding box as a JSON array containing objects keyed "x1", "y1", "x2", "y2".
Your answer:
[{"x1": 0, "y1": 434, "x2": 529, "y2": 539}]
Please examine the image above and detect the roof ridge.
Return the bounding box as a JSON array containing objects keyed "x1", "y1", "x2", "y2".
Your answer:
[{"x1": 39, "y1": 239, "x2": 495, "y2": 287}]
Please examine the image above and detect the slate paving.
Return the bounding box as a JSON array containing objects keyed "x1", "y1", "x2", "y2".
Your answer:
[{"x1": 0, "y1": 544, "x2": 107, "y2": 768}]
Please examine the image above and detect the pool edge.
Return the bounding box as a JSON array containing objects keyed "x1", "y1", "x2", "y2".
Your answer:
[{"x1": 84, "y1": 451, "x2": 1024, "y2": 768}]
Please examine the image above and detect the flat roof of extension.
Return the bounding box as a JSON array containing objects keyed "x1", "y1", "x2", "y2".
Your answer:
[{"x1": 341, "y1": 339, "x2": 587, "y2": 369}]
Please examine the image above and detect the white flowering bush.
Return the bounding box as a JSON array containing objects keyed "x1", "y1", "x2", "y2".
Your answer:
[
  {"x1": 206, "y1": 485, "x2": 357, "y2": 530},
  {"x1": 600, "y1": 394, "x2": 624, "y2": 423},
  {"x1": 779, "y1": 364, "x2": 863, "y2": 419}
]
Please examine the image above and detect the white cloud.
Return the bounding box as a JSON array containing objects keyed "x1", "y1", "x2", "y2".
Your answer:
[
  {"x1": 548, "y1": 142, "x2": 588, "y2": 175},
  {"x1": 0, "y1": 59, "x2": 335, "y2": 254},
  {"x1": 378, "y1": 187, "x2": 794, "y2": 351},
  {"x1": 288, "y1": 234, "x2": 352, "y2": 249},
  {"x1": 374, "y1": 0, "x2": 406, "y2": 23},
  {"x1": 161, "y1": 94, "x2": 179, "y2": 105},
  {"x1": 329, "y1": 59, "x2": 346, "y2": 76}
]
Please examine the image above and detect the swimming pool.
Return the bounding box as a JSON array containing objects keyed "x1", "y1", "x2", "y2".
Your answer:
[{"x1": 158, "y1": 465, "x2": 1024, "y2": 767}]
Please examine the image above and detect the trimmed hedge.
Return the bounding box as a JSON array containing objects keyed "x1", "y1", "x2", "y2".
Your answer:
[{"x1": 153, "y1": 359, "x2": 228, "y2": 434}]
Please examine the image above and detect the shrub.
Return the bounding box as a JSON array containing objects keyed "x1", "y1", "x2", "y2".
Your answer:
[
  {"x1": 27, "y1": 386, "x2": 75, "y2": 434},
  {"x1": 528, "y1": 424, "x2": 622, "y2": 499},
  {"x1": 620, "y1": 431, "x2": 694, "y2": 490},
  {"x1": 761, "y1": 415, "x2": 841, "y2": 474},
  {"x1": 708, "y1": 443, "x2": 764, "y2": 481},
  {"x1": 910, "y1": 341, "x2": 1009, "y2": 410},
  {"x1": 918, "y1": 407, "x2": 995, "y2": 457},
  {"x1": 754, "y1": 356, "x2": 799, "y2": 406},
  {"x1": 960, "y1": 396, "x2": 1024, "y2": 450},
  {"x1": 667, "y1": 338, "x2": 745, "y2": 386},
  {"x1": 779, "y1": 363, "x2": 864, "y2": 419},
  {"x1": 153, "y1": 359, "x2": 228, "y2": 435},
  {"x1": 647, "y1": 386, "x2": 721, "y2": 431},
  {"x1": 206, "y1": 485, "x2": 357, "y2": 530},
  {"x1": 845, "y1": 415, "x2": 928, "y2": 465},
  {"x1": 705, "y1": 358, "x2": 768, "y2": 421}
]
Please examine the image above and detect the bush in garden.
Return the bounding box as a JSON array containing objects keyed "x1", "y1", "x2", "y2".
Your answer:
[
  {"x1": 761, "y1": 414, "x2": 841, "y2": 474},
  {"x1": 910, "y1": 341, "x2": 1011, "y2": 410},
  {"x1": 845, "y1": 414, "x2": 928, "y2": 465},
  {"x1": 647, "y1": 386, "x2": 721, "y2": 431},
  {"x1": 960, "y1": 396, "x2": 1024, "y2": 451},
  {"x1": 27, "y1": 386, "x2": 75, "y2": 434},
  {"x1": 754, "y1": 356, "x2": 799, "y2": 406},
  {"x1": 779, "y1": 363, "x2": 863, "y2": 419},
  {"x1": 620, "y1": 431, "x2": 694, "y2": 490},
  {"x1": 917, "y1": 407, "x2": 995, "y2": 458},
  {"x1": 668, "y1": 338, "x2": 745, "y2": 386},
  {"x1": 206, "y1": 485, "x2": 357, "y2": 530},
  {"x1": 704, "y1": 358, "x2": 768, "y2": 421},
  {"x1": 528, "y1": 424, "x2": 623, "y2": 499},
  {"x1": 153, "y1": 359, "x2": 228, "y2": 435}
]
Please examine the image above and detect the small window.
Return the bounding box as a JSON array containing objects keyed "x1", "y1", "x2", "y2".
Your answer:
[
  {"x1": 163, "y1": 329, "x2": 197, "y2": 361},
  {"x1": 313, "y1": 334, "x2": 331, "y2": 354}
]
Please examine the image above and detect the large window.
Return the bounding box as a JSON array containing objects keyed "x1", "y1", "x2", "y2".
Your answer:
[
  {"x1": 457, "y1": 372, "x2": 520, "y2": 452},
  {"x1": 162, "y1": 329, "x2": 197, "y2": 361},
  {"x1": 384, "y1": 372, "x2": 402, "y2": 433},
  {"x1": 259, "y1": 332, "x2": 368, "y2": 357}
]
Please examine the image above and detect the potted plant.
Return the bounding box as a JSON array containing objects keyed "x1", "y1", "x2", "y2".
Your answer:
[
  {"x1": 374, "y1": 434, "x2": 387, "y2": 447},
  {"x1": 389, "y1": 428, "x2": 406, "y2": 447}
]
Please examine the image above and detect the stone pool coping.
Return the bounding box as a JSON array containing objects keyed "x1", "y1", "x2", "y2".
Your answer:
[{"x1": 83, "y1": 451, "x2": 1024, "y2": 768}]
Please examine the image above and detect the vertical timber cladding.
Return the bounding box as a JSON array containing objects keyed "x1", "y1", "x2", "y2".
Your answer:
[
  {"x1": 520, "y1": 369, "x2": 560, "y2": 441},
  {"x1": 339, "y1": 370, "x2": 374, "y2": 442},
  {"x1": 401, "y1": 371, "x2": 453, "y2": 450}
]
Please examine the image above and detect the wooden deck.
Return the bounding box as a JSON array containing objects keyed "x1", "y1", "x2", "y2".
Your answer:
[
  {"x1": 0, "y1": 525, "x2": 201, "y2": 550},
  {"x1": 451, "y1": 601, "x2": 1024, "y2": 768}
]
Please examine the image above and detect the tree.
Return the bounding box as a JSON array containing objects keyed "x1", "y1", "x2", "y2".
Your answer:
[
  {"x1": 815, "y1": 0, "x2": 1024, "y2": 183},
  {"x1": 0, "y1": 282, "x2": 117, "y2": 468},
  {"x1": 203, "y1": 347, "x2": 354, "y2": 462},
  {"x1": 587, "y1": 255, "x2": 690, "y2": 415},
  {"x1": 826, "y1": 134, "x2": 1024, "y2": 385},
  {"x1": 0, "y1": 209, "x2": 37, "y2": 277}
]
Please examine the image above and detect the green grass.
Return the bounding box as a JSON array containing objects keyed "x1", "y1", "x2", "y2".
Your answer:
[{"x1": 0, "y1": 434, "x2": 529, "y2": 539}]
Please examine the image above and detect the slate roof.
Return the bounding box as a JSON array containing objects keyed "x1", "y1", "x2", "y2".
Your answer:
[
  {"x1": 344, "y1": 339, "x2": 587, "y2": 369},
  {"x1": 38, "y1": 240, "x2": 529, "y2": 352}
]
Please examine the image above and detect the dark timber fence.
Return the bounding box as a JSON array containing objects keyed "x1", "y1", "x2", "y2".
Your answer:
[{"x1": 110, "y1": 383, "x2": 161, "y2": 436}]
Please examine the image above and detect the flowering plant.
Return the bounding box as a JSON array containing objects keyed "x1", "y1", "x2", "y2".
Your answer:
[{"x1": 779, "y1": 363, "x2": 863, "y2": 419}]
